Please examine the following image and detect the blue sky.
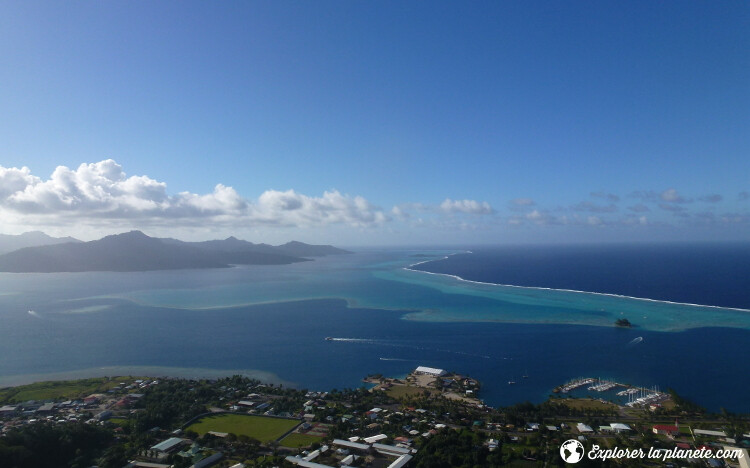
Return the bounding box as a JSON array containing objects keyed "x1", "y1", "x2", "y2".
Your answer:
[{"x1": 0, "y1": 1, "x2": 748, "y2": 244}]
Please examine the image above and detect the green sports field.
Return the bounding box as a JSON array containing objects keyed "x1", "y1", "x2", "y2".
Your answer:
[
  {"x1": 280, "y1": 433, "x2": 324, "y2": 448},
  {"x1": 186, "y1": 414, "x2": 300, "y2": 443}
]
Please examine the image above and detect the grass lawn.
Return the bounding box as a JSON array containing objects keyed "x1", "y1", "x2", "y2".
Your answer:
[
  {"x1": 280, "y1": 433, "x2": 324, "y2": 448},
  {"x1": 551, "y1": 398, "x2": 619, "y2": 412},
  {"x1": 386, "y1": 385, "x2": 427, "y2": 399},
  {"x1": 187, "y1": 414, "x2": 300, "y2": 443},
  {"x1": 0, "y1": 377, "x2": 132, "y2": 403}
]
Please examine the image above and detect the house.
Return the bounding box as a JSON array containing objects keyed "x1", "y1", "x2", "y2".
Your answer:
[
  {"x1": 576, "y1": 423, "x2": 594, "y2": 433},
  {"x1": 653, "y1": 425, "x2": 680, "y2": 437},
  {"x1": 694, "y1": 429, "x2": 728, "y2": 438},
  {"x1": 36, "y1": 403, "x2": 55, "y2": 413},
  {"x1": 0, "y1": 405, "x2": 19, "y2": 416},
  {"x1": 151, "y1": 437, "x2": 187, "y2": 454},
  {"x1": 610, "y1": 423, "x2": 632, "y2": 433},
  {"x1": 191, "y1": 452, "x2": 223, "y2": 468}
]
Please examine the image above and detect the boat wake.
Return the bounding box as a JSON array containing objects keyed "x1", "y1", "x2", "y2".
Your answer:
[
  {"x1": 626, "y1": 336, "x2": 644, "y2": 347},
  {"x1": 27, "y1": 310, "x2": 41, "y2": 318},
  {"x1": 326, "y1": 337, "x2": 491, "y2": 359},
  {"x1": 326, "y1": 337, "x2": 376, "y2": 343}
]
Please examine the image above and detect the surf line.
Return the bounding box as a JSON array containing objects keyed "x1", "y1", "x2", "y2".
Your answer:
[{"x1": 403, "y1": 253, "x2": 750, "y2": 314}]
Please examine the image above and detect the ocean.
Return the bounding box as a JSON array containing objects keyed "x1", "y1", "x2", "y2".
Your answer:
[
  {"x1": 0, "y1": 245, "x2": 747, "y2": 412},
  {"x1": 411, "y1": 243, "x2": 750, "y2": 310}
]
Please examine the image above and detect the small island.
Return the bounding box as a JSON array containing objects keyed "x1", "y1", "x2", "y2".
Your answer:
[{"x1": 615, "y1": 317, "x2": 632, "y2": 327}]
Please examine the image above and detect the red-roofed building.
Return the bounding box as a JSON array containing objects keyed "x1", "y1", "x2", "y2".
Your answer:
[{"x1": 653, "y1": 425, "x2": 679, "y2": 437}]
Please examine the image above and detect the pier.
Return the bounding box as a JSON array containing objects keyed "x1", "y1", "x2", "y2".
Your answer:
[{"x1": 554, "y1": 378, "x2": 670, "y2": 408}]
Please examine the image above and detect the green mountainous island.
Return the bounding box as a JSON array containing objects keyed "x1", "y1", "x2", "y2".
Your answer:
[{"x1": 0, "y1": 231, "x2": 350, "y2": 273}]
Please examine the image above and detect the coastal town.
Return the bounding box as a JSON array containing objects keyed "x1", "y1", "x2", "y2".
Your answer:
[{"x1": 1, "y1": 368, "x2": 749, "y2": 468}]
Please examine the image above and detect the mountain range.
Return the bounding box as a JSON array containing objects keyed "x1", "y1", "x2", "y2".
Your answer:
[{"x1": 0, "y1": 231, "x2": 350, "y2": 272}]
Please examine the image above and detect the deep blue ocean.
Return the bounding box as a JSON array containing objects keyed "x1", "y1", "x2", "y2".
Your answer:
[
  {"x1": 413, "y1": 243, "x2": 750, "y2": 310},
  {"x1": 0, "y1": 246, "x2": 748, "y2": 412}
]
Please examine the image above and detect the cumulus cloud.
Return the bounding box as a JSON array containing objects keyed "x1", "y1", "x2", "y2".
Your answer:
[
  {"x1": 590, "y1": 191, "x2": 620, "y2": 202},
  {"x1": 0, "y1": 160, "x2": 387, "y2": 229},
  {"x1": 440, "y1": 198, "x2": 494, "y2": 214},
  {"x1": 254, "y1": 189, "x2": 388, "y2": 227},
  {"x1": 587, "y1": 216, "x2": 603, "y2": 226},
  {"x1": 0, "y1": 166, "x2": 41, "y2": 199},
  {"x1": 391, "y1": 205, "x2": 410, "y2": 220},
  {"x1": 659, "y1": 188, "x2": 691, "y2": 203},
  {"x1": 525, "y1": 210, "x2": 563, "y2": 225}
]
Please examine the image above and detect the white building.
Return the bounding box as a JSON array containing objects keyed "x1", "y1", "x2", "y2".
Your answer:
[
  {"x1": 610, "y1": 423, "x2": 632, "y2": 433},
  {"x1": 577, "y1": 423, "x2": 594, "y2": 433},
  {"x1": 694, "y1": 429, "x2": 727, "y2": 438},
  {"x1": 415, "y1": 366, "x2": 447, "y2": 377}
]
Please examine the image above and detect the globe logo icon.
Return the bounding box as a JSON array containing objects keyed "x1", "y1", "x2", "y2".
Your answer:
[{"x1": 560, "y1": 439, "x2": 585, "y2": 463}]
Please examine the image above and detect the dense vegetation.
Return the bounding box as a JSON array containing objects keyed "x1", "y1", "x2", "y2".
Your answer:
[
  {"x1": 413, "y1": 429, "x2": 501, "y2": 467},
  {"x1": 668, "y1": 388, "x2": 705, "y2": 414},
  {"x1": 0, "y1": 422, "x2": 113, "y2": 468},
  {"x1": 615, "y1": 318, "x2": 632, "y2": 327}
]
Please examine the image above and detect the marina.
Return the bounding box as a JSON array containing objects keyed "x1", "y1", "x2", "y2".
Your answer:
[{"x1": 554, "y1": 378, "x2": 669, "y2": 408}]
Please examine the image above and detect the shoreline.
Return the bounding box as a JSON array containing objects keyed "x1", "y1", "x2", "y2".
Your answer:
[
  {"x1": 404, "y1": 252, "x2": 750, "y2": 314},
  {"x1": 0, "y1": 365, "x2": 294, "y2": 389}
]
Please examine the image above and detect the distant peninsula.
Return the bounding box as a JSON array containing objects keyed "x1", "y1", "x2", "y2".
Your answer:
[{"x1": 0, "y1": 230, "x2": 351, "y2": 273}]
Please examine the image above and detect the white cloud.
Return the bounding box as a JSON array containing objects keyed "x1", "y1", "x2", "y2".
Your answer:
[
  {"x1": 525, "y1": 210, "x2": 562, "y2": 225},
  {"x1": 0, "y1": 160, "x2": 387, "y2": 229},
  {"x1": 660, "y1": 188, "x2": 690, "y2": 203},
  {"x1": 391, "y1": 205, "x2": 410, "y2": 220},
  {"x1": 587, "y1": 215, "x2": 603, "y2": 226},
  {"x1": 254, "y1": 189, "x2": 388, "y2": 227},
  {"x1": 440, "y1": 198, "x2": 494, "y2": 214},
  {"x1": 0, "y1": 166, "x2": 40, "y2": 199}
]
